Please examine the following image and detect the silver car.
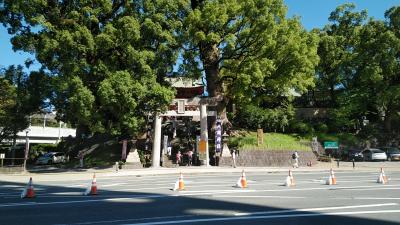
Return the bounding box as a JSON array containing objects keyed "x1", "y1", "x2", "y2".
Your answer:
[
  {"x1": 381, "y1": 147, "x2": 400, "y2": 161},
  {"x1": 361, "y1": 149, "x2": 387, "y2": 161}
]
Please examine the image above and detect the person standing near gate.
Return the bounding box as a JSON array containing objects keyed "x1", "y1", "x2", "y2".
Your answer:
[
  {"x1": 176, "y1": 151, "x2": 182, "y2": 166},
  {"x1": 187, "y1": 149, "x2": 193, "y2": 166}
]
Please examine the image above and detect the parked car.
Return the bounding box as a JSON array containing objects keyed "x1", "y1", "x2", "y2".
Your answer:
[
  {"x1": 36, "y1": 152, "x2": 66, "y2": 165},
  {"x1": 361, "y1": 149, "x2": 387, "y2": 161},
  {"x1": 348, "y1": 149, "x2": 364, "y2": 161},
  {"x1": 381, "y1": 147, "x2": 400, "y2": 161}
]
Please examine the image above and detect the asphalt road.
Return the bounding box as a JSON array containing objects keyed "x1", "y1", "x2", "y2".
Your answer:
[{"x1": 0, "y1": 170, "x2": 399, "y2": 225}]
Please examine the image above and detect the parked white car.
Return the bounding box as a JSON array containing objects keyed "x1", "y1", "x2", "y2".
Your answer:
[
  {"x1": 36, "y1": 152, "x2": 66, "y2": 165},
  {"x1": 361, "y1": 149, "x2": 387, "y2": 161}
]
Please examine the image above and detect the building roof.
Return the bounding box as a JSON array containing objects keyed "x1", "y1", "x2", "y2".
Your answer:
[{"x1": 165, "y1": 77, "x2": 203, "y2": 88}]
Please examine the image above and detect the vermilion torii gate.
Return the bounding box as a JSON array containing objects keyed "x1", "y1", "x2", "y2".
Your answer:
[{"x1": 150, "y1": 96, "x2": 221, "y2": 168}]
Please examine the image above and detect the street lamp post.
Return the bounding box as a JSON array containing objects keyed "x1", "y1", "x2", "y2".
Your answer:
[{"x1": 23, "y1": 129, "x2": 31, "y2": 172}]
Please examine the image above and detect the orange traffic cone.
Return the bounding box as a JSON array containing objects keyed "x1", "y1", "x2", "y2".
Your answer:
[
  {"x1": 285, "y1": 169, "x2": 295, "y2": 187},
  {"x1": 326, "y1": 168, "x2": 337, "y2": 185},
  {"x1": 377, "y1": 168, "x2": 388, "y2": 184},
  {"x1": 173, "y1": 172, "x2": 185, "y2": 191},
  {"x1": 84, "y1": 173, "x2": 98, "y2": 195},
  {"x1": 235, "y1": 170, "x2": 247, "y2": 188},
  {"x1": 21, "y1": 177, "x2": 35, "y2": 198}
]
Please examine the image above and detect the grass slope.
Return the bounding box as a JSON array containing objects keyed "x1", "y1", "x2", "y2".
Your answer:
[{"x1": 230, "y1": 131, "x2": 310, "y2": 151}]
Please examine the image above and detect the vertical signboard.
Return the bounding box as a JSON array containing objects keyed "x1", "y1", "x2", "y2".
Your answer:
[
  {"x1": 257, "y1": 129, "x2": 263, "y2": 146},
  {"x1": 163, "y1": 135, "x2": 168, "y2": 155},
  {"x1": 215, "y1": 119, "x2": 222, "y2": 153}
]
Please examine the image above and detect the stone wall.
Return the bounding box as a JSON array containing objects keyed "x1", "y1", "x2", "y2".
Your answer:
[{"x1": 218, "y1": 150, "x2": 318, "y2": 167}]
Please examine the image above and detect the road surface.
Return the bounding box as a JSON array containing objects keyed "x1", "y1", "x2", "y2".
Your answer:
[{"x1": 0, "y1": 170, "x2": 399, "y2": 225}]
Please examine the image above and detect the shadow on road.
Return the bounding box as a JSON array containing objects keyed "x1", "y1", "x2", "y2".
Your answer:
[{"x1": 0, "y1": 177, "x2": 399, "y2": 225}]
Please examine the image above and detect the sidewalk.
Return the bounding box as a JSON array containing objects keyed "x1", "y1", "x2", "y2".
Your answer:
[{"x1": 1, "y1": 161, "x2": 399, "y2": 183}]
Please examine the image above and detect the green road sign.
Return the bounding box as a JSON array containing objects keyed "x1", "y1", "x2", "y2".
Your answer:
[{"x1": 324, "y1": 141, "x2": 339, "y2": 149}]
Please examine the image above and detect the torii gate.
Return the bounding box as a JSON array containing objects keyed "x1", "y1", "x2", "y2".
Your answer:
[{"x1": 150, "y1": 97, "x2": 221, "y2": 168}]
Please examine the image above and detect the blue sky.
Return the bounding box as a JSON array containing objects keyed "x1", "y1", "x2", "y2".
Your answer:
[{"x1": 1, "y1": 0, "x2": 399, "y2": 71}]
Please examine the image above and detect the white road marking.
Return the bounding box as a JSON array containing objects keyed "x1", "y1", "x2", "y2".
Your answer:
[
  {"x1": 234, "y1": 203, "x2": 398, "y2": 216},
  {"x1": 253, "y1": 184, "x2": 400, "y2": 193},
  {"x1": 105, "y1": 198, "x2": 151, "y2": 203},
  {"x1": 102, "y1": 183, "x2": 127, "y2": 187},
  {"x1": 51, "y1": 192, "x2": 84, "y2": 195},
  {"x1": 66, "y1": 184, "x2": 85, "y2": 188},
  {"x1": 54, "y1": 215, "x2": 194, "y2": 225},
  {"x1": 120, "y1": 210, "x2": 400, "y2": 225},
  {"x1": 214, "y1": 195, "x2": 306, "y2": 199},
  {"x1": 0, "y1": 185, "x2": 21, "y2": 188},
  {"x1": 355, "y1": 197, "x2": 400, "y2": 200}
]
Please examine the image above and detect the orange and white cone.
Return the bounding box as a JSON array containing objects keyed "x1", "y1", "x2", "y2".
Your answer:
[
  {"x1": 173, "y1": 172, "x2": 185, "y2": 191},
  {"x1": 21, "y1": 177, "x2": 35, "y2": 198},
  {"x1": 235, "y1": 170, "x2": 248, "y2": 188},
  {"x1": 377, "y1": 168, "x2": 388, "y2": 184},
  {"x1": 326, "y1": 168, "x2": 337, "y2": 185},
  {"x1": 84, "y1": 173, "x2": 98, "y2": 195},
  {"x1": 285, "y1": 170, "x2": 295, "y2": 187}
]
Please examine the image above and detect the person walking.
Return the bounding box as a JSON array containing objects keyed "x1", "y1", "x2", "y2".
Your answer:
[
  {"x1": 176, "y1": 151, "x2": 182, "y2": 166},
  {"x1": 187, "y1": 149, "x2": 193, "y2": 166},
  {"x1": 292, "y1": 151, "x2": 299, "y2": 168},
  {"x1": 77, "y1": 151, "x2": 84, "y2": 168},
  {"x1": 167, "y1": 145, "x2": 172, "y2": 158}
]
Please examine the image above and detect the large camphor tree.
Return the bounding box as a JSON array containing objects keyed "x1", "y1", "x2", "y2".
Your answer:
[
  {"x1": 0, "y1": 0, "x2": 184, "y2": 137},
  {"x1": 1, "y1": 0, "x2": 319, "y2": 137},
  {"x1": 180, "y1": 0, "x2": 319, "y2": 128}
]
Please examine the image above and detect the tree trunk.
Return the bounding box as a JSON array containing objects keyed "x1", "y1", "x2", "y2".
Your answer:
[
  {"x1": 384, "y1": 110, "x2": 392, "y2": 133},
  {"x1": 192, "y1": 1, "x2": 231, "y2": 130}
]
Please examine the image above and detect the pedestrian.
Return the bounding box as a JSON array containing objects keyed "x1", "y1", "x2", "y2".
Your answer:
[
  {"x1": 231, "y1": 149, "x2": 237, "y2": 168},
  {"x1": 176, "y1": 151, "x2": 182, "y2": 166},
  {"x1": 77, "y1": 151, "x2": 84, "y2": 168},
  {"x1": 167, "y1": 145, "x2": 172, "y2": 158},
  {"x1": 292, "y1": 151, "x2": 299, "y2": 168},
  {"x1": 187, "y1": 149, "x2": 193, "y2": 166}
]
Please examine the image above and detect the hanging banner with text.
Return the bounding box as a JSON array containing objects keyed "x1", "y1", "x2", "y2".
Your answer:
[{"x1": 215, "y1": 119, "x2": 222, "y2": 153}]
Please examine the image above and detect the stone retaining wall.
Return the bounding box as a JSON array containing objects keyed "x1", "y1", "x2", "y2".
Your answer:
[{"x1": 219, "y1": 150, "x2": 318, "y2": 167}]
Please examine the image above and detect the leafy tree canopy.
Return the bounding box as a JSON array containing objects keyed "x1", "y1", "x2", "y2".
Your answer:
[{"x1": 0, "y1": 0, "x2": 182, "y2": 136}]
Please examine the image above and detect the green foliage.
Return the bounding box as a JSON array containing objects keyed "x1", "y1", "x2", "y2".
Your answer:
[
  {"x1": 290, "y1": 121, "x2": 314, "y2": 135},
  {"x1": 30, "y1": 144, "x2": 58, "y2": 160},
  {"x1": 0, "y1": 65, "x2": 49, "y2": 142},
  {"x1": 316, "y1": 4, "x2": 400, "y2": 135},
  {"x1": 234, "y1": 104, "x2": 294, "y2": 132},
  {"x1": 0, "y1": 0, "x2": 181, "y2": 137},
  {"x1": 315, "y1": 123, "x2": 329, "y2": 133},
  {"x1": 181, "y1": 0, "x2": 319, "y2": 122}
]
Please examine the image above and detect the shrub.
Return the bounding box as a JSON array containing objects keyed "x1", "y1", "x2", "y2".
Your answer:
[
  {"x1": 315, "y1": 123, "x2": 329, "y2": 133},
  {"x1": 30, "y1": 143, "x2": 58, "y2": 160},
  {"x1": 291, "y1": 121, "x2": 314, "y2": 135}
]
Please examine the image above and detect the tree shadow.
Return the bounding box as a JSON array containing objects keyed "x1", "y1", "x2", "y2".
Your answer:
[{"x1": 0, "y1": 177, "x2": 399, "y2": 225}]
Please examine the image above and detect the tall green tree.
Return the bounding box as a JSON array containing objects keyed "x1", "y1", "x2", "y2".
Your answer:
[
  {"x1": 351, "y1": 6, "x2": 400, "y2": 132},
  {"x1": 0, "y1": 73, "x2": 16, "y2": 142},
  {"x1": 316, "y1": 3, "x2": 367, "y2": 107},
  {"x1": 318, "y1": 5, "x2": 400, "y2": 134},
  {"x1": 0, "y1": 65, "x2": 50, "y2": 145},
  {"x1": 0, "y1": 0, "x2": 182, "y2": 137},
  {"x1": 180, "y1": 0, "x2": 319, "y2": 127}
]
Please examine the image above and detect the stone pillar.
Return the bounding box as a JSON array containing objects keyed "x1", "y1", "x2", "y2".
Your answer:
[
  {"x1": 200, "y1": 103, "x2": 209, "y2": 167},
  {"x1": 151, "y1": 114, "x2": 162, "y2": 168},
  {"x1": 172, "y1": 117, "x2": 177, "y2": 138},
  {"x1": 221, "y1": 132, "x2": 231, "y2": 157}
]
